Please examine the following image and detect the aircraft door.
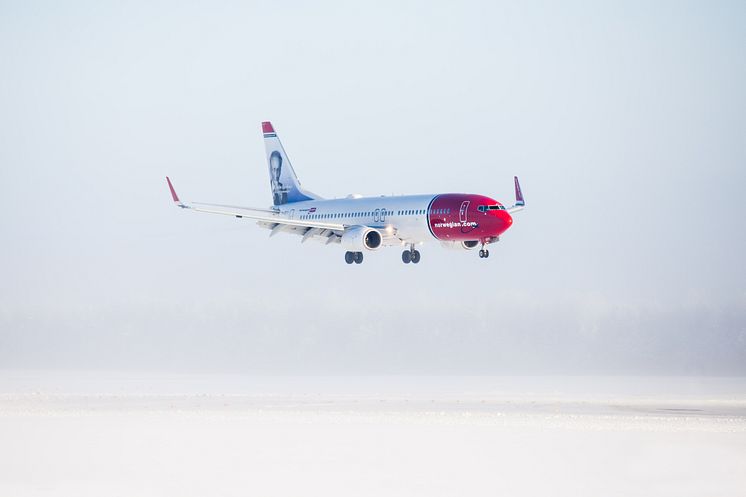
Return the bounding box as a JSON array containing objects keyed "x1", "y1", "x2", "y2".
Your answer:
[{"x1": 459, "y1": 201, "x2": 470, "y2": 223}]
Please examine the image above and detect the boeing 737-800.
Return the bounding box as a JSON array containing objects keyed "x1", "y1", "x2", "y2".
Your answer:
[{"x1": 166, "y1": 121, "x2": 525, "y2": 264}]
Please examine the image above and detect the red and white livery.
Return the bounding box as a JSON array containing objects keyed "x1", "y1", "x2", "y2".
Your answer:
[{"x1": 166, "y1": 122, "x2": 525, "y2": 264}]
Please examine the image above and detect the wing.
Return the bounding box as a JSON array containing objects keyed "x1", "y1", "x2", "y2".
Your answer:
[{"x1": 166, "y1": 177, "x2": 345, "y2": 242}]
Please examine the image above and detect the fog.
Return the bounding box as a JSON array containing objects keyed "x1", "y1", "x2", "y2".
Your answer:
[{"x1": 1, "y1": 1, "x2": 745, "y2": 375}]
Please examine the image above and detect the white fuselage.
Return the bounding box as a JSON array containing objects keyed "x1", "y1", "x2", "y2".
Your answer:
[{"x1": 276, "y1": 194, "x2": 436, "y2": 245}]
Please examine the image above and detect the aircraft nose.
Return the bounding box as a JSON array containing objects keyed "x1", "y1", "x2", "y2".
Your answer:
[{"x1": 498, "y1": 210, "x2": 513, "y2": 232}]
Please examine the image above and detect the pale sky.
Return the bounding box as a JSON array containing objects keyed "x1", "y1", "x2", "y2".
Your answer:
[{"x1": 1, "y1": 1, "x2": 744, "y2": 374}]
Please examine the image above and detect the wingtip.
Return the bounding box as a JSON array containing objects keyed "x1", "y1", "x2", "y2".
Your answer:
[
  {"x1": 166, "y1": 176, "x2": 180, "y2": 203},
  {"x1": 262, "y1": 121, "x2": 275, "y2": 134},
  {"x1": 514, "y1": 176, "x2": 524, "y2": 205}
]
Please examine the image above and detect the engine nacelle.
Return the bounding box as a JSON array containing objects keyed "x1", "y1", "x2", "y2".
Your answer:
[
  {"x1": 440, "y1": 240, "x2": 480, "y2": 251},
  {"x1": 341, "y1": 226, "x2": 382, "y2": 251}
]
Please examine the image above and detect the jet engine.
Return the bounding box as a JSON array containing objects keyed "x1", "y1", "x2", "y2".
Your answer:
[
  {"x1": 440, "y1": 240, "x2": 480, "y2": 251},
  {"x1": 341, "y1": 226, "x2": 382, "y2": 251}
]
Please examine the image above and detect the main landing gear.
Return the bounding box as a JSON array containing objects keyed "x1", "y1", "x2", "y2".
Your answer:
[
  {"x1": 344, "y1": 251, "x2": 364, "y2": 264},
  {"x1": 402, "y1": 245, "x2": 421, "y2": 264}
]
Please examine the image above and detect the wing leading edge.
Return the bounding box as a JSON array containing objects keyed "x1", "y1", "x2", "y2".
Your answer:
[{"x1": 165, "y1": 177, "x2": 345, "y2": 232}]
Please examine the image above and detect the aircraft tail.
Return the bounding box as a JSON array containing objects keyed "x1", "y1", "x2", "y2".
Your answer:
[{"x1": 262, "y1": 121, "x2": 319, "y2": 206}]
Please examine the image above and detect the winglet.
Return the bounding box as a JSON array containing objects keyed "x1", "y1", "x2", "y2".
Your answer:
[
  {"x1": 262, "y1": 121, "x2": 275, "y2": 134},
  {"x1": 166, "y1": 176, "x2": 184, "y2": 207},
  {"x1": 514, "y1": 176, "x2": 525, "y2": 206}
]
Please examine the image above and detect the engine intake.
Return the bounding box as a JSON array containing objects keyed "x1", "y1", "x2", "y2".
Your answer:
[
  {"x1": 440, "y1": 240, "x2": 480, "y2": 251},
  {"x1": 341, "y1": 226, "x2": 382, "y2": 251}
]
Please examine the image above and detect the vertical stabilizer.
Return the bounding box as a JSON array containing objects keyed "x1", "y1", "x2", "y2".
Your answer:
[{"x1": 262, "y1": 121, "x2": 319, "y2": 205}]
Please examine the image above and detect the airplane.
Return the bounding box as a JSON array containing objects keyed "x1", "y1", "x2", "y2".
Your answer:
[{"x1": 166, "y1": 121, "x2": 525, "y2": 264}]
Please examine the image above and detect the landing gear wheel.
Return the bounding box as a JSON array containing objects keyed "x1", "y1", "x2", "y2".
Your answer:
[
  {"x1": 484, "y1": 250, "x2": 489, "y2": 258},
  {"x1": 354, "y1": 252, "x2": 364, "y2": 264},
  {"x1": 402, "y1": 250, "x2": 412, "y2": 264},
  {"x1": 411, "y1": 250, "x2": 421, "y2": 264},
  {"x1": 478, "y1": 249, "x2": 485, "y2": 258},
  {"x1": 345, "y1": 251, "x2": 355, "y2": 264}
]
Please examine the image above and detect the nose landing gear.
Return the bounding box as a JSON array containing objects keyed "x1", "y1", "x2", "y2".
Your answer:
[
  {"x1": 402, "y1": 245, "x2": 421, "y2": 264},
  {"x1": 478, "y1": 239, "x2": 492, "y2": 259},
  {"x1": 345, "y1": 251, "x2": 364, "y2": 264}
]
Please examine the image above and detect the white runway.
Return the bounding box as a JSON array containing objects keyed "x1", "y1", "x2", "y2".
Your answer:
[{"x1": 1, "y1": 374, "x2": 744, "y2": 497}]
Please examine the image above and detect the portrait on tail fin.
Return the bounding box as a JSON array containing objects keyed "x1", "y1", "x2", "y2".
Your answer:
[
  {"x1": 263, "y1": 121, "x2": 319, "y2": 206},
  {"x1": 269, "y1": 150, "x2": 288, "y2": 205}
]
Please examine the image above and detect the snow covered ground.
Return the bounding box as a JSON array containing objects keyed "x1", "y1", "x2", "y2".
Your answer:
[{"x1": 1, "y1": 374, "x2": 745, "y2": 497}]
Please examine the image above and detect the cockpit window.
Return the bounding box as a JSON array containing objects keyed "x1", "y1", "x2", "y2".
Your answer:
[{"x1": 479, "y1": 204, "x2": 506, "y2": 212}]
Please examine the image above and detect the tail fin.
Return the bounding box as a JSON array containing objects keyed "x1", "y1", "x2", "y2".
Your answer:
[{"x1": 262, "y1": 121, "x2": 319, "y2": 206}]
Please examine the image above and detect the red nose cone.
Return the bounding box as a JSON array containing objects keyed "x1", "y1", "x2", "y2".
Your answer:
[{"x1": 499, "y1": 210, "x2": 513, "y2": 234}]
